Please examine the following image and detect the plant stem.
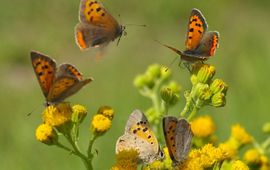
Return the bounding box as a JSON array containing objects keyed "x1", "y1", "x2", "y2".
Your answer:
[
  {"x1": 66, "y1": 134, "x2": 92, "y2": 170},
  {"x1": 87, "y1": 134, "x2": 98, "y2": 163}
]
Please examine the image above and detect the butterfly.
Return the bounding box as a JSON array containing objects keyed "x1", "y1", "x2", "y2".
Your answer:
[
  {"x1": 115, "y1": 109, "x2": 164, "y2": 164},
  {"x1": 75, "y1": 0, "x2": 125, "y2": 50},
  {"x1": 160, "y1": 8, "x2": 219, "y2": 63},
  {"x1": 31, "y1": 51, "x2": 93, "y2": 105},
  {"x1": 163, "y1": 116, "x2": 193, "y2": 166}
]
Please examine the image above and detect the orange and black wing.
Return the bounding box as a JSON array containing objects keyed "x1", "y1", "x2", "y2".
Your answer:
[
  {"x1": 185, "y1": 8, "x2": 208, "y2": 50},
  {"x1": 30, "y1": 51, "x2": 56, "y2": 98}
]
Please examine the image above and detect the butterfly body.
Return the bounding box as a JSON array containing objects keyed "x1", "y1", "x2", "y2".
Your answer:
[
  {"x1": 75, "y1": 0, "x2": 125, "y2": 50},
  {"x1": 116, "y1": 110, "x2": 164, "y2": 164},
  {"x1": 163, "y1": 116, "x2": 193, "y2": 166},
  {"x1": 161, "y1": 8, "x2": 219, "y2": 63},
  {"x1": 31, "y1": 51, "x2": 93, "y2": 105}
]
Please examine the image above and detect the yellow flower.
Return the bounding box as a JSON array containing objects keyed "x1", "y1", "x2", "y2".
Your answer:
[
  {"x1": 72, "y1": 104, "x2": 87, "y2": 123},
  {"x1": 219, "y1": 142, "x2": 237, "y2": 159},
  {"x1": 91, "y1": 114, "x2": 112, "y2": 134},
  {"x1": 111, "y1": 149, "x2": 139, "y2": 170},
  {"x1": 43, "y1": 102, "x2": 73, "y2": 127},
  {"x1": 231, "y1": 160, "x2": 249, "y2": 170},
  {"x1": 97, "y1": 106, "x2": 114, "y2": 120},
  {"x1": 244, "y1": 148, "x2": 261, "y2": 164},
  {"x1": 178, "y1": 144, "x2": 227, "y2": 170},
  {"x1": 231, "y1": 124, "x2": 253, "y2": 145},
  {"x1": 191, "y1": 116, "x2": 216, "y2": 138},
  {"x1": 35, "y1": 123, "x2": 57, "y2": 145},
  {"x1": 191, "y1": 63, "x2": 215, "y2": 84},
  {"x1": 146, "y1": 147, "x2": 173, "y2": 170},
  {"x1": 260, "y1": 155, "x2": 269, "y2": 165}
]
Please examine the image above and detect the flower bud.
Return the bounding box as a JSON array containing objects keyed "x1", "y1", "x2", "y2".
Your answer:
[
  {"x1": 211, "y1": 92, "x2": 226, "y2": 107},
  {"x1": 146, "y1": 64, "x2": 161, "y2": 79},
  {"x1": 160, "y1": 66, "x2": 172, "y2": 80},
  {"x1": 161, "y1": 87, "x2": 179, "y2": 106},
  {"x1": 35, "y1": 123, "x2": 58, "y2": 145},
  {"x1": 72, "y1": 104, "x2": 87, "y2": 124},
  {"x1": 196, "y1": 64, "x2": 216, "y2": 84},
  {"x1": 262, "y1": 122, "x2": 270, "y2": 133},
  {"x1": 97, "y1": 105, "x2": 114, "y2": 120},
  {"x1": 210, "y1": 79, "x2": 228, "y2": 94},
  {"x1": 196, "y1": 83, "x2": 212, "y2": 101}
]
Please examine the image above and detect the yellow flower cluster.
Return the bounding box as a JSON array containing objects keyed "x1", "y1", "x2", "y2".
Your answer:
[
  {"x1": 145, "y1": 147, "x2": 173, "y2": 170},
  {"x1": 231, "y1": 124, "x2": 253, "y2": 145},
  {"x1": 35, "y1": 123, "x2": 57, "y2": 145},
  {"x1": 231, "y1": 160, "x2": 249, "y2": 170},
  {"x1": 178, "y1": 144, "x2": 228, "y2": 170},
  {"x1": 111, "y1": 149, "x2": 139, "y2": 170},
  {"x1": 72, "y1": 104, "x2": 87, "y2": 123},
  {"x1": 91, "y1": 106, "x2": 114, "y2": 134},
  {"x1": 244, "y1": 148, "x2": 270, "y2": 169},
  {"x1": 43, "y1": 103, "x2": 73, "y2": 127},
  {"x1": 191, "y1": 116, "x2": 215, "y2": 138}
]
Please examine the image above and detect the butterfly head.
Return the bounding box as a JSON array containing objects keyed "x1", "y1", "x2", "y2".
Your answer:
[{"x1": 116, "y1": 25, "x2": 127, "y2": 45}]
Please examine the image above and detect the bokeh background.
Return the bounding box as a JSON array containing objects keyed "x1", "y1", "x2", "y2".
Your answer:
[{"x1": 0, "y1": 0, "x2": 269, "y2": 169}]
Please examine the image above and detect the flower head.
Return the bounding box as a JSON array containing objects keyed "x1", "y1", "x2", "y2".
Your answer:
[
  {"x1": 42, "y1": 103, "x2": 73, "y2": 134},
  {"x1": 35, "y1": 123, "x2": 57, "y2": 145},
  {"x1": 72, "y1": 104, "x2": 87, "y2": 123},
  {"x1": 191, "y1": 116, "x2": 216, "y2": 138},
  {"x1": 191, "y1": 63, "x2": 215, "y2": 85},
  {"x1": 231, "y1": 160, "x2": 249, "y2": 170},
  {"x1": 231, "y1": 124, "x2": 253, "y2": 145},
  {"x1": 210, "y1": 79, "x2": 228, "y2": 94},
  {"x1": 111, "y1": 149, "x2": 139, "y2": 170},
  {"x1": 97, "y1": 106, "x2": 114, "y2": 120},
  {"x1": 91, "y1": 114, "x2": 112, "y2": 134},
  {"x1": 244, "y1": 148, "x2": 261, "y2": 165}
]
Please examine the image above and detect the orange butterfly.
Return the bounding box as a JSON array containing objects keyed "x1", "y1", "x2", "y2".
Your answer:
[
  {"x1": 75, "y1": 0, "x2": 125, "y2": 50},
  {"x1": 160, "y1": 8, "x2": 219, "y2": 63},
  {"x1": 163, "y1": 117, "x2": 193, "y2": 166},
  {"x1": 31, "y1": 51, "x2": 93, "y2": 105}
]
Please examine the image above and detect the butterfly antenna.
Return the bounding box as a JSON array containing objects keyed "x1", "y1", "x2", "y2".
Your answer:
[{"x1": 125, "y1": 24, "x2": 147, "y2": 27}]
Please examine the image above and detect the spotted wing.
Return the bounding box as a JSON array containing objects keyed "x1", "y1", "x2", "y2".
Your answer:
[
  {"x1": 47, "y1": 64, "x2": 93, "y2": 103},
  {"x1": 163, "y1": 116, "x2": 179, "y2": 163},
  {"x1": 30, "y1": 51, "x2": 56, "y2": 98},
  {"x1": 185, "y1": 8, "x2": 208, "y2": 50},
  {"x1": 75, "y1": 0, "x2": 121, "y2": 49},
  {"x1": 174, "y1": 119, "x2": 193, "y2": 165}
]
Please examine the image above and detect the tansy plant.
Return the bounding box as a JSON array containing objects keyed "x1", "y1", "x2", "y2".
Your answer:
[
  {"x1": 112, "y1": 63, "x2": 270, "y2": 170},
  {"x1": 35, "y1": 103, "x2": 114, "y2": 170}
]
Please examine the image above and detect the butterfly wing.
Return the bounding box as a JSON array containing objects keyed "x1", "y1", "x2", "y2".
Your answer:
[
  {"x1": 174, "y1": 119, "x2": 193, "y2": 165},
  {"x1": 47, "y1": 64, "x2": 93, "y2": 103},
  {"x1": 75, "y1": 0, "x2": 122, "y2": 50},
  {"x1": 163, "y1": 116, "x2": 179, "y2": 163},
  {"x1": 30, "y1": 51, "x2": 56, "y2": 98},
  {"x1": 185, "y1": 8, "x2": 208, "y2": 51},
  {"x1": 116, "y1": 109, "x2": 163, "y2": 163}
]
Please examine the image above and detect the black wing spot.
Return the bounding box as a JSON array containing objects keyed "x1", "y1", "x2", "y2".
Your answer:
[
  {"x1": 148, "y1": 135, "x2": 151, "y2": 139},
  {"x1": 139, "y1": 121, "x2": 143, "y2": 124},
  {"x1": 189, "y1": 28, "x2": 194, "y2": 32},
  {"x1": 137, "y1": 128, "x2": 141, "y2": 131},
  {"x1": 38, "y1": 72, "x2": 43, "y2": 76},
  {"x1": 195, "y1": 23, "x2": 201, "y2": 27},
  {"x1": 35, "y1": 62, "x2": 41, "y2": 66},
  {"x1": 90, "y1": 16, "x2": 93, "y2": 21},
  {"x1": 192, "y1": 18, "x2": 198, "y2": 22},
  {"x1": 151, "y1": 142, "x2": 154, "y2": 145},
  {"x1": 101, "y1": 13, "x2": 105, "y2": 17},
  {"x1": 143, "y1": 128, "x2": 148, "y2": 132},
  {"x1": 48, "y1": 71, "x2": 52, "y2": 74},
  {"x1": 198, "y1": 30, "x2": 202, "y2": 34},
  {"x1": 96, "y1": 7, "x2": 101, "y2": 12},
  {"x1": 133, "y1": 130, "x2": 137, "y2": 134},
  {"x1": 188, "y1": 36, "x2": 192, "y2": 39},
  {"x1": 89, "y1": 2, "x2": 94, "y2": 6},
  {"x1": 170, "y1": 137, "x2": 174, "y2": 141}
]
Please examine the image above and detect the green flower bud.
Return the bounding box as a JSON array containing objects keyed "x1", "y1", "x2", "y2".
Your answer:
[
  {"x1": 134, "y1": 74, "x2": 154, "y2": 89},
  {"x1": 160, "y1": 66, "x2": 172, "y2": 80},
  {"x1": 146, "y1": 64, "x2": 161, "y2": 79},
  {"x1": 197, "y1": 84, "x2": 212, "y2": 101},
  {"x1": 211, "y1": 92, "x2": 226, "y2": 107},
  {"x1": 190, "y1": 74, "x2": 198, "y2": 85},
  {"x1": 97, "y1": 105, "x2": 114, "y2": 120},
  {"x1": 196, "y1": 64, "x2": 216, "y2": 84},
  {"x1": 210, "y1": 79, "x2": 228, "y2": 94},
  {"x1": 161, "y1": 87, "x2": 179, "y2": 105},
  {"x1": 166, "y1": 81, "x2": 181, "y2": 94},
  {"x1": 145, "y1": 107, "x2": 159, "y2": 125},
  {"x1": 262, "y1": 122, "x2": 270, "y2": 133}
]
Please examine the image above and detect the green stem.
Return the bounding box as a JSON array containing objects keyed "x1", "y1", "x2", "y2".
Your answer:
[
  {"x1": 187, "y1": 99, "x2": 200, "y2": 121},
  {"x1": 56, "y1": 142, "x2": 75, "y2": 154},
  {"x1": 66, "y1": 134, "x2": 92, "y2": 170},
  {"x1": 87, "y1": 134, "x2": 98, "y2": 162}
]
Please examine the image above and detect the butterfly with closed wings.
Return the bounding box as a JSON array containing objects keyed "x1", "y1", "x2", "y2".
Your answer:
[
  {"x1": 115, "y1": 109, "x2": 164, "y2": 164},
  {"x1": 75, "y1": 0, "x2": 125, "y2": 50},
  {"x1": 31, "y1": 51, "x2": 93, "y2": 106},
  {"x1": 159, "y1": 8, "x2": 219, "y2": 63},
  {"x1": 163, "y1": 116, "x2": 193, "y2": 166}
]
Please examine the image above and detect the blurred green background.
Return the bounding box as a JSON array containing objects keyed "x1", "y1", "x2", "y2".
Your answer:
[{"x1": 0, "y1": 0, "x2": 269, "y2": 169}]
